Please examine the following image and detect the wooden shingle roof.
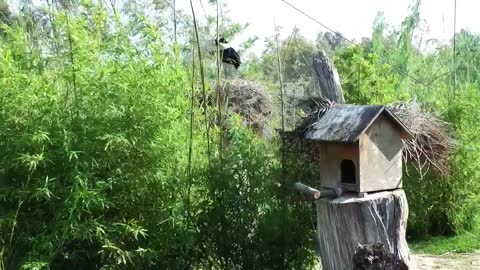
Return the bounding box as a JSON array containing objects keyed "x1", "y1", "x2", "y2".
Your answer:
[{"x1": 304, "y1": 104, "x2": 413, "y2": 143}]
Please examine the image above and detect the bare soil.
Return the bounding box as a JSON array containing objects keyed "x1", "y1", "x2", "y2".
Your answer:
[{"x1": 412, "y1": 251, "x2": 480, "y2": 270}]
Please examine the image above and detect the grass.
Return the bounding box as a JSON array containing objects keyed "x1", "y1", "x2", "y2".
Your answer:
[
  {"x1": 410, "y1": 231, "x2": 480, "y2": 254},
  {"x1": 410, "y1": 215, "x2": 480, "y2": 254}
]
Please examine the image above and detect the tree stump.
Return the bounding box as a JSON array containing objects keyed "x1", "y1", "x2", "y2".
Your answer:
[
  {"x1": 312, "y1": 51, "x2": 345, "y2": 104},
  {"x1": 315, "y1": 189, "x2": 412, "y2": 270}
]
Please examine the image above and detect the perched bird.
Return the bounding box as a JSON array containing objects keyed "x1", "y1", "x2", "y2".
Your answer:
[
  {"x1": 216, "y1": 37, "x2": 228, "y2": 44},
  {"x1": 220, "y1": 47, "x2": 241, "y2": 69},
  {"x1": 206, "y1": 37, "x2": 241, "y2": 69}
]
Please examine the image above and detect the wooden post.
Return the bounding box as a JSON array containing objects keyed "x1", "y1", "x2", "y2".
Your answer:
[
  {"x1": 310, "y1": 51, "x2": 412, "y2": 269},
  {"x1": 312, "y1": 50, "x2": 345, "y2": 104}
]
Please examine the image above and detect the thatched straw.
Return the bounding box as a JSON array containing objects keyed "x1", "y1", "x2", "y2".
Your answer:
[
  {"x1": 211, "y1": 80, "x2": 274, "y2": 137},
  {"x1": 294, "y1": 96, "x2": 335, "y2": 134},
  {"x1": 284, "y1": 97, "x2": 454, "y2": 178},
  {"x1": 280, "y1": 96, "x2": 335, "y2": 162},
  {"x1": 387, "y1": 101, "x2": 454, "y2": 178}
]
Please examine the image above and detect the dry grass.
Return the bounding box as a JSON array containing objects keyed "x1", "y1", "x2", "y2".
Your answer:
[{"x1": 387, "y1": 101, "x2": 454, "y2": 178}]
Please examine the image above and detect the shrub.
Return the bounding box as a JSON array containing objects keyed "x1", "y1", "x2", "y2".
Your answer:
[{"x1": 0, "y1": 10, "x2": 194, "y2": 269}]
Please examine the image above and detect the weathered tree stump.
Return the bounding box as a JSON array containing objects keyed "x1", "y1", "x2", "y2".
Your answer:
[
  {"x1": 315, "y1": 189, "x2": 412, "y2": 270},
  {"x1": 312, "y1": 50, "x2": 345, "y2": 104}
]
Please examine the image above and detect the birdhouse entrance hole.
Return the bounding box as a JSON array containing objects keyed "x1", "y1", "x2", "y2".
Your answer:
[{"x1": 341, "y1": 160, "x2": 356, "y2": 185}]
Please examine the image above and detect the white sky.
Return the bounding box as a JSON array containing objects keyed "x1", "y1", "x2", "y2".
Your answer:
[{"x1": 177, "y1": 0, "x2": 480, "y2": 55}]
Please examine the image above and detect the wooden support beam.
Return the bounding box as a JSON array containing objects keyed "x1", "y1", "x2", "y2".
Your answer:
[
  {"x1": 293, "y1": 182, "x2": 343, "y2": 200},
  {"x1": 294, "y1": 182, "x2": 320, "y2": 200}
]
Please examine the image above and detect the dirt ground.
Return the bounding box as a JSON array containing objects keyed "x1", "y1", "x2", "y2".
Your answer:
[
  {"x1": 412, "y1": 251, "x2": 480, "y2": 270},
  {"x1": 315, "y1": 251, "x2": 480, "y2": 269}
]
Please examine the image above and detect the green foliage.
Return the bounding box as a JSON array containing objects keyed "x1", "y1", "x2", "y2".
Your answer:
[
  {"x1": 335, "y1": 45, "x2": 408, "y2": 105},
  {"x1": 279, "y1": 32, "x2": 317, "y2": 82},
  {"x1": 410, "y1": 214, "x2": 480, "y2": 254},
  {"x1": 0, "y1": 2, "x2": 318, "y2": 269},
  {"x1": 410, "y1": 232, "x2": 480, "y2": 254},
  {"x1": 242, "y1": 31, "x2": 317, "y2": 83},
  {"x1": 452, "y1": 30, "x2": 480, "y2": 90},
  {"x1": 194, "y1": 116, "x2": 316, "y2": 269},
  {"x1": 336, "y1": 41, "x2": 480, "y2": 238},
  {"x1": 335, "y1": 17, "x2": 480, "y2": 240},
  {"x1": 4, "y1": 0, "x2": 480, "y2": 267},
  {"x1": 0, "y1": 5, "x2": 196, "y2": 269}
]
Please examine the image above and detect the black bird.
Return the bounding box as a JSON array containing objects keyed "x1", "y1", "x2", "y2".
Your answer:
[
  {"x1": 220, "y1": 47, "x2": 241, "y2": 69},
  {"x1": 208, "y1": 37, "x2": 241, "y2": 69},
  {"x1": 215, "y1": 37, "x2": 228, "y2": 44}
]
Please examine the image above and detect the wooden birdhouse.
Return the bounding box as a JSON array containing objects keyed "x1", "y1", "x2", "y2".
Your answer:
[{"x1": 304, "y1": 104, "x2": 413, "y2": 193}]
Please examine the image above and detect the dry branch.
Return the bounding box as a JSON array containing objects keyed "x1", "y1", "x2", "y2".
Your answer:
[{"x1": 387, "y1": 101, "x2": 454, "y2": 177}]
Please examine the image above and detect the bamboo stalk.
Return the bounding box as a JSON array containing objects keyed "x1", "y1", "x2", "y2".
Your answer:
[
  {"x1": 64, "y1": 9, "x2": 79, "y2": 120},
  {"x1": 186, "y1": 29, "x2": 196, "y2": 227},
  {"x1": 216, "y1": 0, "x2": 223, "y2": 160},
  {"x1": 173, "y1": 0, "x2": 177, "y2": 43},
  {"x1": 274, "y1": 22, "x2": 286, "y2": 132},
  {"x1": 274, "y1": 19, "x2": 287, "y2": 269},
  {"x1": 189, "y1": 0, "x2": 211, "y2": 164}
]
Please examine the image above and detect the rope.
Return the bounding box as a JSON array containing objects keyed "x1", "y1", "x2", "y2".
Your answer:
[{"x1": 280, "y1": 0, "x2": 354, "y2": 45}]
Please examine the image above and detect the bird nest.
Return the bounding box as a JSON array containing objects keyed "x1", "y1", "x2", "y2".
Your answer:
[
  {"x1": 282, "y1": 97, "x2": 454, "y2": 178},
  {"x1": 387, "y1": 101, "x2": 454, "y2": 178},
  {"x1": 211, "y1": 80, "x2": 274, "y2": 137}
]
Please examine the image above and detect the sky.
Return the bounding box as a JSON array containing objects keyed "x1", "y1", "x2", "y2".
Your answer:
[{"x1": 176, "y1": 0, "x2": 480, "y2": 55}]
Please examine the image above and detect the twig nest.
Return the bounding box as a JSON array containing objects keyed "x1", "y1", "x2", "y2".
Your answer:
[
  {"x1": 387, "y1": 101, "x2": 454, "y2": 178},
  {"x1": 212, "y1": 80, "x2": 274, "y2": 138}
]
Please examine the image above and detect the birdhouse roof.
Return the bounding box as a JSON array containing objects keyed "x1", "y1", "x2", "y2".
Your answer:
[{"x1": 304, "y1": 104, "x2": 413, "y2": 143}]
